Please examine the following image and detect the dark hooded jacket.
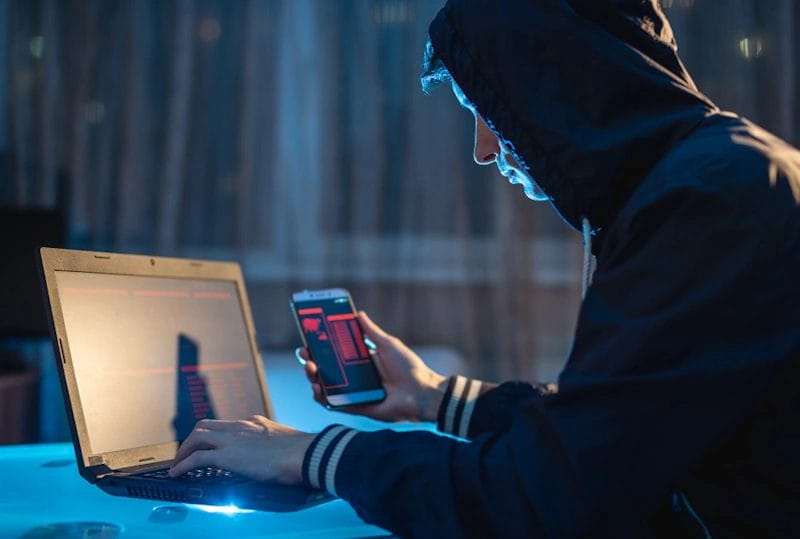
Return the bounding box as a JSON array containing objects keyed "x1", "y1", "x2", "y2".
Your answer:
[{"x1": 301, "y1": 0, "x2": 800, "y2": 537}]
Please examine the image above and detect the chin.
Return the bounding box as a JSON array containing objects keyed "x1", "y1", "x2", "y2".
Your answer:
[{"x1": 524, "y1": 185, "x2": 549, "y2": 201}]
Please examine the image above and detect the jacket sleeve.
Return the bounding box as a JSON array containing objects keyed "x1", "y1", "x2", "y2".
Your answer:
[
  {"x1": 301, "y1": 185, "x2": 797, "y2": 538},
  {"x1": 435, "y1": 375, "x2": 555, "y2": 439}
]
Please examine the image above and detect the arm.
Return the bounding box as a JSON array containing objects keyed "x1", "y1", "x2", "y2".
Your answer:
[
  {"x1": 301, "y1": 187, "x2": 797, "y2": 537},
  {"x1": 172, "y1": 179, "x2": 795, "y2": 536},
  {"x1": 435, "y1": 375, "x2": 556, "y2": 439},
  {"x1": 302, "y1": 313, "x2": 552, "y2": 440}
]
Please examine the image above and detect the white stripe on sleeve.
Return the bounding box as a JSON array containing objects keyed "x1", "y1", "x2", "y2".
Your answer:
[
  {"x1": 457, "y1": 380, "x2": 482, "y2": 438},
  {"x1": 307, "y1": 425, "x2": 347, "y2": 489},
  {"x1": 443, "y1": 375, "x2": 467, "y2": 434},
  {"x1": 324, "y1": 429, "x2": 359, "y2": 496}
]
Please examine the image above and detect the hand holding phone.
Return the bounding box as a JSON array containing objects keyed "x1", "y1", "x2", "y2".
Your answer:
[
  {"x1": 291, "y1": 289, "x2": 386, "y2": 407},
  {"x1": 298, "y1": 309, "x2": 449, "y2": 423}
]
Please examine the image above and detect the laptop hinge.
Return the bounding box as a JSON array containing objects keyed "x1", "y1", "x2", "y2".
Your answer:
[
  {"x1": 86, "y1": 463, "x2": 115, "y2": 482},
  {"x1": 114, "y1": 461, "x2": 172, "y2": 476},
  {"x1": 91, "y1": 461, "x2": 171, "y2": 481}
]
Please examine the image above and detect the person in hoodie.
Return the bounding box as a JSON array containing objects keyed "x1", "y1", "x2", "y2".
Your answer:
[{"x1": 170, "y1": 0, "x2": 800, "y2": 536}]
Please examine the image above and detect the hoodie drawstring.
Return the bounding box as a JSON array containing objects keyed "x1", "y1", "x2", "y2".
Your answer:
[{"x1": 581, "y1": 217, "x2": 595, "y2": 299}]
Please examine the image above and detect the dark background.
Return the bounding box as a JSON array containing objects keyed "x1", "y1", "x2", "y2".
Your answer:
[{"x1": 1, "y1": 0, "x2": 798, "y2": 444}]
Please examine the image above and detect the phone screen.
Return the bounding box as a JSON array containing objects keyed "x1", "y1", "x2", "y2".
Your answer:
[{"x1": 293, "y1": 294, "x2": 383, "y2": 402}]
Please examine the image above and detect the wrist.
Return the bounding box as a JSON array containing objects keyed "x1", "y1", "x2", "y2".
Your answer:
[
  {"x1": 281, "y1": 432, "x2": 316, "y2": 485},
  {"x1": 417, "y1": 372, "x2": 449, "y2": 423}
]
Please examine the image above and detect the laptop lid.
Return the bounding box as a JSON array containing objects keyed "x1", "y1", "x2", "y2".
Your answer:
[{"x1": 39, "y1": 247, "x2": 274, "y2": 481}]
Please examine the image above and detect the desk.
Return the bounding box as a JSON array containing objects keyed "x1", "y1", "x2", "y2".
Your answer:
[
  {"x1": 0, "y1": 444, "x2": 391, "y2": 538},
  {"x1": 0, "y1": 349, "x2": 463, "y2": 537}
]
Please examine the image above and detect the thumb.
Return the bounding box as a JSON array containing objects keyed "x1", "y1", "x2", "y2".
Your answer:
[{"x1": 357, "y1": 311, "x2": 392, "y2": 346}]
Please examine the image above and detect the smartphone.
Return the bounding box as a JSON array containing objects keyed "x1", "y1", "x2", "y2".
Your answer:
[{"x1": 290, "y1": 288, "x2": 386, "y2": 407}]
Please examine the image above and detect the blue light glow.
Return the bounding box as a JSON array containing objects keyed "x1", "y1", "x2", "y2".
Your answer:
[{"x1": 189, "y1": 504, "x2": 255, "y2": 516}]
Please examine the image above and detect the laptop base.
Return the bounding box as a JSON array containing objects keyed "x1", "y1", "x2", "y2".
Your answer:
[{"x1": 99, "y1": 472, "x2": 333, "y2": 512}]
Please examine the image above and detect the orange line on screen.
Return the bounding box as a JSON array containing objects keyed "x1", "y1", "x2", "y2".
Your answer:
[
  {"x1": 180, "y1": 361, "x2": 249, "y2": 373},
  {"x1": 193, "y1": 291, "x2": 233, "y2": 300},
  {"x1": 121, "y1": 361, "x2": 250, "y2": 376},
  {"x1": 62, "y1": 287, "x2": 129, "y2": 296},
  {"x1": 297, "y1": 307, "x2": 324, "y2": 315},
  {"x1": 133, "y1": 290, "x2": 191, "y2": 298}
]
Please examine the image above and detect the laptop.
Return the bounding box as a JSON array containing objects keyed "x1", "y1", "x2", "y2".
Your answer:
[{"x1": 38, "y1": 247, "x2": 332, "y2": 511}]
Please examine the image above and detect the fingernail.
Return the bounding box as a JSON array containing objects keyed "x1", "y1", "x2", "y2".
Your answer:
[
  {"x1": 364, "y1": 337, "x2": 377, "y2": 351},
  {"x1": 294, "y1": 347, "x2": 307, "y2": 366}
]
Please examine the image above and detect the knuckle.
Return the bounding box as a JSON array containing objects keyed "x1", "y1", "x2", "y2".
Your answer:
[{"x1": 249, "y1": 414, "x2": 266, "y2": 424}]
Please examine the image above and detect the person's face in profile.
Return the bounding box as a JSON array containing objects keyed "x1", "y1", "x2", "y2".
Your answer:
[{"x1": 452, "y1": 81, "x2": 548, "y2": 201}]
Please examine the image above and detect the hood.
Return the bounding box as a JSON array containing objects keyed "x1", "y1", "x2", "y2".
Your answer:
[{"x1": 427, "y1": 0, "x2": 719, "y2": 246}]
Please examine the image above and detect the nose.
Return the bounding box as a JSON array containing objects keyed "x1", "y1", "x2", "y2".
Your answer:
[{"x1": 473, "y1": 115, "x2": 500, "y2": 165}]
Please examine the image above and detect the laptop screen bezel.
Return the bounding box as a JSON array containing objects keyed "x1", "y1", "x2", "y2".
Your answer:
[{"x1": 39, "y1": 247, "x2": 274, "y2": 476}]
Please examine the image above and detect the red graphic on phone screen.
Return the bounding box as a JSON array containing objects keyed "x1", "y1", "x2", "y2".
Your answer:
[
  {"x1": 302, "y1": 317, "x2": 328, "y2": 340},
  {"x1": 327, "y1": 314, "x2": 370, "y2": 365},
  {"x1": 297, "y1": 307, "x2": 372, "y2": 389}
]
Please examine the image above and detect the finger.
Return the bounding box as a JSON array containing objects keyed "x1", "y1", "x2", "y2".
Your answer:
[
  {"x1": 304, "y1": 360, "x2": 318, "y2": 383},
  {"x1": 169, "y1": 449, "x2": 217, "y2": 477},
  {"x1": 174, "y1": 429, "x2": 223, "y2": 462},
  {"x1": 311, "y1": 383, "x2": 325, "y2": 405},
  {"x1": 355, "y1": 313, "x2": 393, "y2": 382},
  {"x1": 340, "y1": 403, "x2": 372, "y2": 415},
  {"x1": 357, "y1": 311, "x2": 392, "y2": 346},
  {"x1": 369, "y1": 349, "x2": 390, "y2": 380},
  {"x1": 245, "y1": 414, "x2": 271, "y2": 426},
  {"x1": 294, "y1": 346, "x2": 307, "y2": 366},
  {"x1": 194, "y1": 419, "x2": 241, "y2": 431}
]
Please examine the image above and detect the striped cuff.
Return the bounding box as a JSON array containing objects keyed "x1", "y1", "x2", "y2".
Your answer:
[
  {"x1": 436, "y1": 375, "x2": 482, "y2": 438},
  {"x1": 301, "y1": 424, "x2": 359, "y2": 497}
]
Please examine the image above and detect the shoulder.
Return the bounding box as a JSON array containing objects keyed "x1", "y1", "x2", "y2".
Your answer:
[{"x1": 608, "y1": 115, "x2": 800, "y2": 247}]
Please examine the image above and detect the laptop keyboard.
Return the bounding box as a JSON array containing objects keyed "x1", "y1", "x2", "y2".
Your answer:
[{"x1": 140, "y1": 466, "x2": 247, "y2": 485}]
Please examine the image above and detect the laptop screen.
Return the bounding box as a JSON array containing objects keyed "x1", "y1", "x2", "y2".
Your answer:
[{"x1": 54, "y1": 270, "x2": 266, "y2": 455}]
